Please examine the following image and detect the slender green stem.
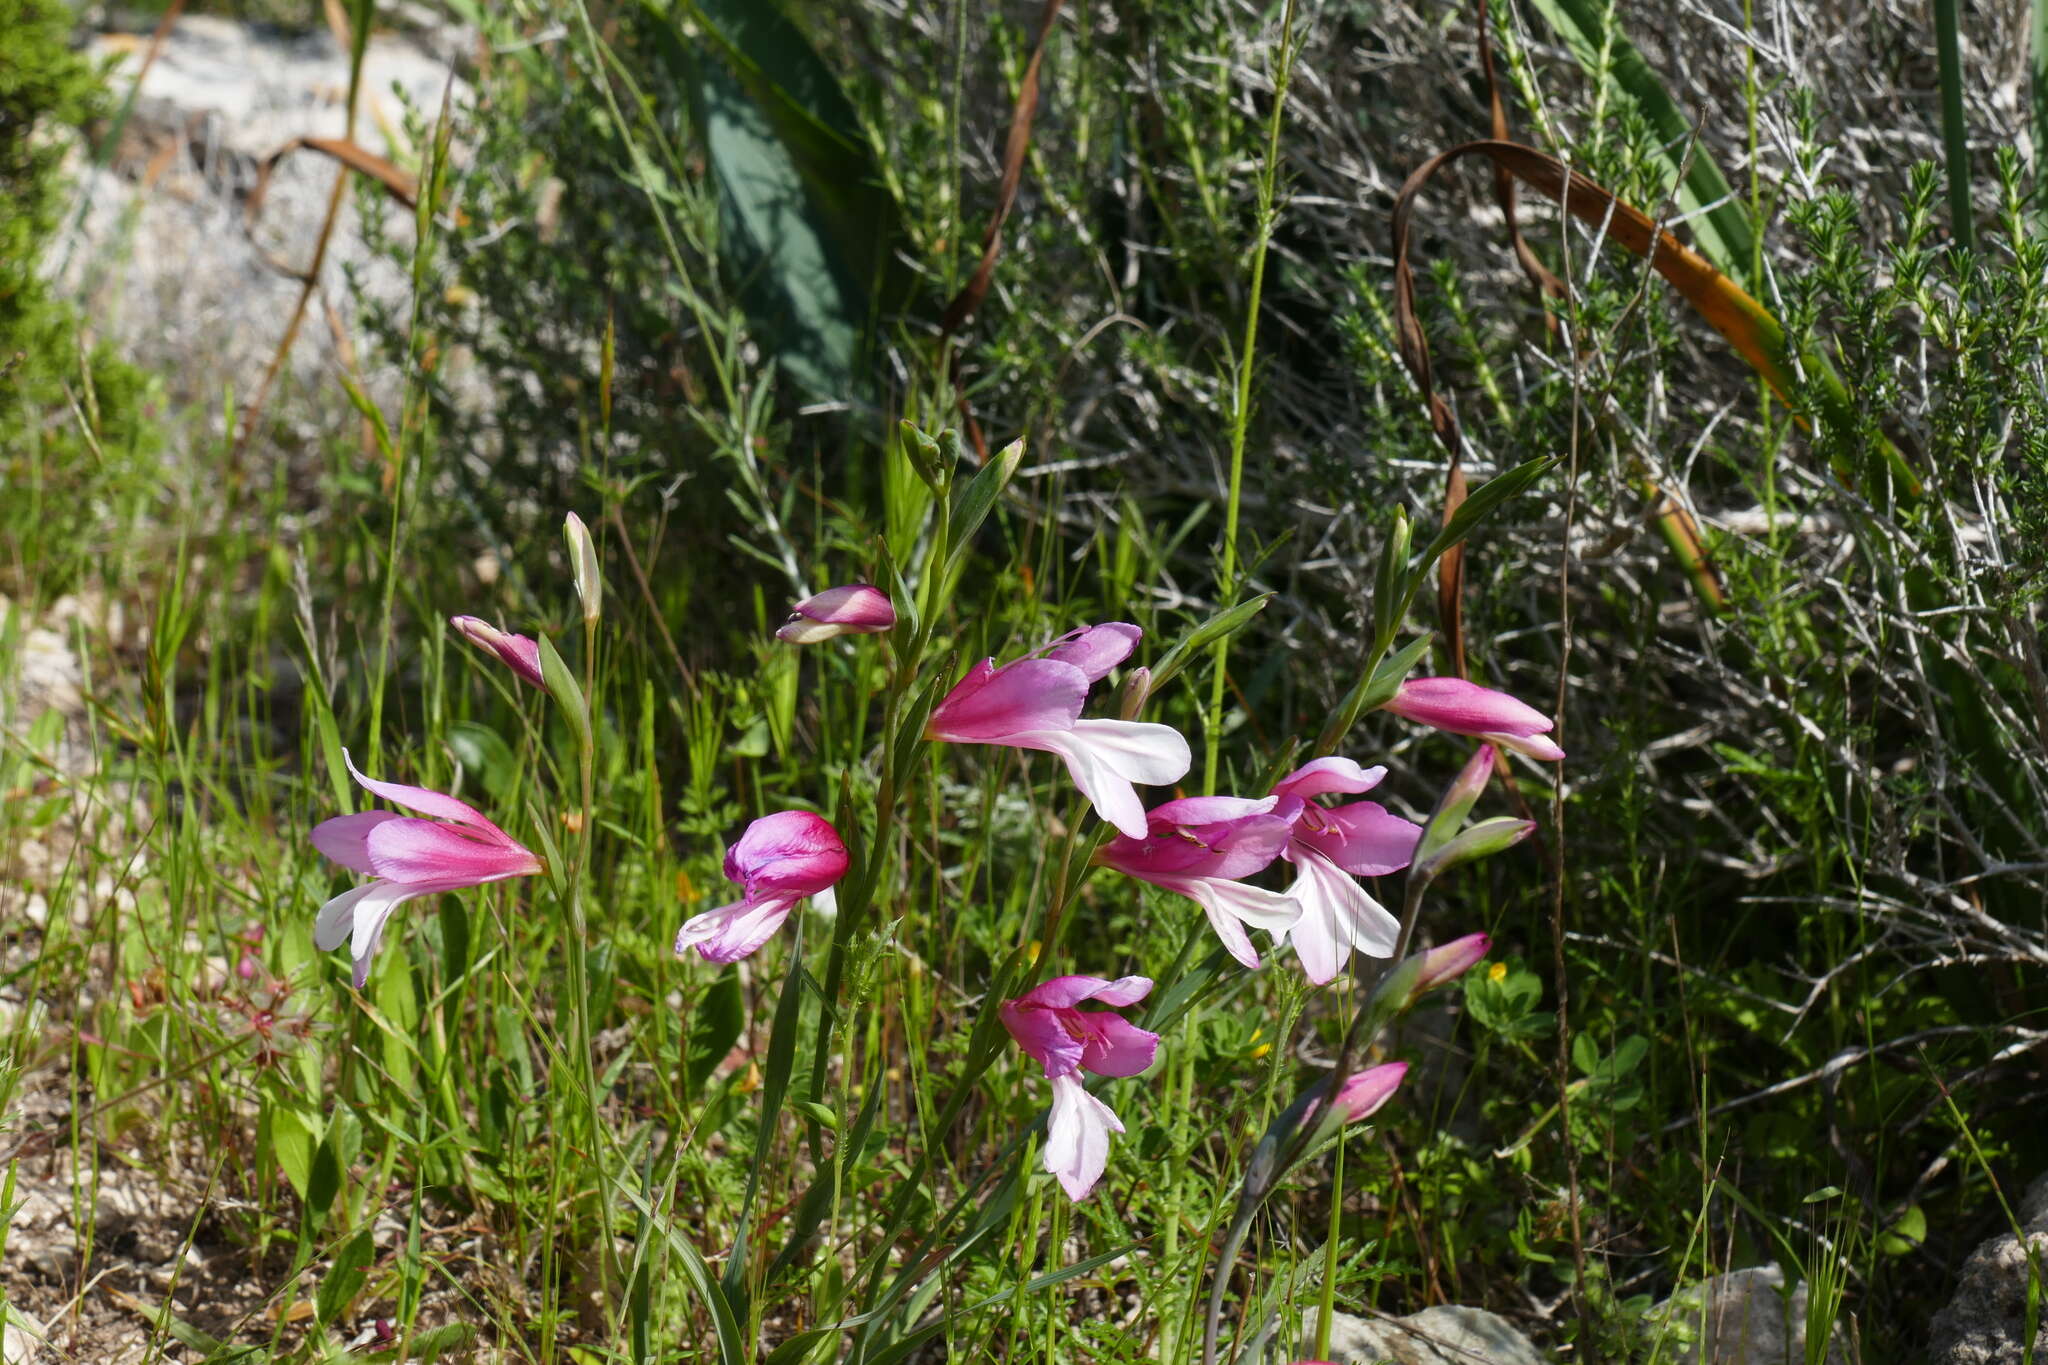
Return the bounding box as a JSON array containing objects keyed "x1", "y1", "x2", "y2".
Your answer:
[
  {"x1": 1203, "y1": 0, "x2": 1302, "y2": 791},
  {"x1": 1933, "y1": 0, "x2": 1975, "y2": 252}
]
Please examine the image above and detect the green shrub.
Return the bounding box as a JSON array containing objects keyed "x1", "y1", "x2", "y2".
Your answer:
[{"x1": 0, "y1": 0, "x2": 154, "y2": 598}]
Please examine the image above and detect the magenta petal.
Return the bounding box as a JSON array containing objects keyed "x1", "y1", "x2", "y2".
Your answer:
[
  {"x1": 342, "y1": 750, "x2": 506, "y2": 839},
  {"x1": 726, "y1": 811, "x2": 849, "y2": 898},
  {"x1": 1037, "y1": 623, "x2": 1141, "y2": 682},
  {"x1": 310, "y1": 811, "x2": 402, "y2": 874},
  {"x1": 1300, "y1": 802, "x2": 1423, "y2": 877},
  {"x1": 928, "y1": 658, "x2": 1089, "y2": 742},
  {"x1": 450, "y1": 616, "x2": 545, "y2": 687},
  {"x1": 1002, "y1": 997, "x2": 1087, "y2": 1078},
  {"x1": 1099, "y1": 811, "x2": 1291, "y2": 882},
  {"x1": 1272, "y1": 756, "x2": 1387, "y2": 801},
  {"x1": 1144, "y1": 794, "x2": 1278, "y2": 827},
  {"x1": 777, "y1": 584, "x2": 895, "y2": 642},
  {"x1": 1386, "y1": 677, "x2": 1556, "y2": 743},
  {"x1": 1333, "y1": 1061, "x2": 1408, "y2": 1122},
  {"x1": 1079, "y1": 1014, "x2": 1160, "y2": 1078},
  {"x1": 1019, "y1": 974, "x2": 1149, "y2": 1011},
  {"x1": 365, "y1": 818, "x2": 541, "y2": 885}
]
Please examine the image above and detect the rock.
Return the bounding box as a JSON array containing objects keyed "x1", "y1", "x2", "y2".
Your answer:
[
  {"x1": 57, "y1": 15, "x2": 468, "y2": 424},
  {"x1": 1648, "y1": 1265, "x2": 1846, "y2": 1364},
  {"x1": 1929, "y1": 1173, "x2": 2048, "y2": 1364},
  {"x1": 1317, "y1": 1305, "x2": 1548, "y2": 1364},
  {"x1": 2, "y1": 1304, "x2": 47, "y2": 1365}
]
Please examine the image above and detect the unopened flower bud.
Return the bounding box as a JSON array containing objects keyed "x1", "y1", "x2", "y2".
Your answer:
[
  {"x1": 776, "y1": 584, "x2": 895, "y2": 643},
  {"x1": 1383, "y1": 678, "x2": 1564, "y2": 761},
  {"x1": 1413, "y1": 932, "x2": 1491, "y2": 994},
  {"x1": 564, "y1": 512, "x2": 602, "y2": 625},
  {"x1": 450, "y1": 616, "x2": 545, "y2": 687},
  {"x1": 1413, "y1": 816, "x2": 1536, "y2": 883},
  {"x1": 1118, "y1": 666, "x2": 1152, "y2": 720}
]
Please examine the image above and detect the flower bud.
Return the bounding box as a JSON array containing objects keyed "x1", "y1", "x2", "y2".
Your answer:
[
  {"x1": 1382, "y1": 677, "x2": 1564, "y2": 761},
  {"x1": 1118, "y1": 665, "x2": 1152, "y2": 720},
  {"x1": 1413, "y1": 932, "x2": 1491, "y2": 994},
  {"x1": 450, "y1": 616, "x2": 545, "y2": 687},
  {"x1": 1416, "y1": 745, "x2": 1494, "y2": 864},
  {"x1": 776, "y1": 584, "x2": 895, "y2": 643},
  {"x1": 564, "y1": 512, "x2": 602, "y2": 625},
  {"x1": 1412, "y1": 816, "x2": 1536, "y2": 883},
  {"x1": 1330, "y1": 1060, "x2": 1407, "y2": 1122}
]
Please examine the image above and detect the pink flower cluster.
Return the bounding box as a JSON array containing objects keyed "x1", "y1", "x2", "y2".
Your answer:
[{"x1": 308, "y1": 570, "x2": 1559, "y2": 1205}]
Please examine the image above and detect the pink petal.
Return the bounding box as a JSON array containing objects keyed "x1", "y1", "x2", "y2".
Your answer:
[
  {"x1": 927, "y1": 658, "x2": 1089, "y2": 743},
  {"x1": 450, "y1": 616, "x2": 545, "y2": 687},
  {"x1": 309, "y1": 811, "x2": 402, "y2": 875},
  {"x1": 1097, "y1": 810, "x2": 1291, "y2": 882},
  {"x1": 1333, "y1": 1061, "x2": 1408, "y2": 1122},
  {"x1": 1020, "y1": 719, "x2": 1191, "y2": 839},
  {"x1": 1272, "y1": 757, "x2": 1387, "y2": 801},
  {"x1": 1416, "y1": 933, "x2": 1491, "y2": 990},
  {"x1": 1017, "y1": 974, "x2": 1152, "y2": 1011},
  {"x1": 673, "y1": 892, "x2": 803, "y2": 965},
  {"x1": 342, "y1": 750, "x2": 509, "y2": 840},
  {"x1": 1296, "y1": 802, "x2": 1422, "y2": 877},
  {"x1": 1079, "y1": 1013, "x2": 1159, "y2": 1078},
  {"x1": 726, "y1": 811, "x2": 849, "y2": 899},
  {"x1": 364, "y1": 819, "x2": 543, "y2": 886},
  {"x1": 1037, "y1": 623, "x2": 1141, "y2": 682},
  {"x1": 1385, "y1": 677, "x2": 1559, "y2": 750},
  {"x1": 1492, "y1": 730, "x2": 1567, "y2": 762},
  {"x1": 1002, "y1": 996, "x2": 1087, "y2": 1078},
  {"x1": 1044, "y1": 1072, "x2": 1122, "y2": 1201},
  {"x1": 1143, "y1": 794, "x2": 1279, "y2": 826},
  {"x1": 777, "y1": 584, "x2": 895, "y2": 642}
]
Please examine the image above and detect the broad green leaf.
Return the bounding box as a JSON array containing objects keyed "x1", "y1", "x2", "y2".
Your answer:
[
  {"x1": 685, "y1": 972, "x2": 746, "y2": 1096},
  {"x1": 654, "y1": 0, "x2": 911, "y2": 398},
  {"x1": 315, "y1": 1229, "x2": 374, "y2": 1325}
]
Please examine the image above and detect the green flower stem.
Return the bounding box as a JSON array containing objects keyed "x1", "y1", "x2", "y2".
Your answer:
[{"x1": 1204, "y1": 0, "x2": 1302, "y2": 792}]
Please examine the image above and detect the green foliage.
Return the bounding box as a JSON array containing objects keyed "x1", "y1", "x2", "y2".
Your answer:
[{"x1": 0, "y1": 0, "x2": 154, "y2": 598}]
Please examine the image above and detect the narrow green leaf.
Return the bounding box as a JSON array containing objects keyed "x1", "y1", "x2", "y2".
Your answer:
[
  {"x1": 1148, "y1": 593, "x2": 1272, "y2": 693},
  {"x1": 942, "y1": 437, "x2": 1026, "y2": 584},
  {"x1": 1412, "y1": 456, "x2": 1555, "y2": 572}
]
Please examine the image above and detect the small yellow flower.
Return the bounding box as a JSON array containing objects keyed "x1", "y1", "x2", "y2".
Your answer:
[{"x1": 1488, "y1": 961, "x2": 1509, "y2": 983}]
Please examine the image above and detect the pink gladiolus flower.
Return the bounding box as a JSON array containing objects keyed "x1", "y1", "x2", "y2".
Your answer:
[
  {"x1": 926, "y1": 623, "x2": 1190, "y2": 839},
  {"x1": 1269, "y1": 758, "x2": 1422, "y2": 985},
  {"x1": 673, "y1": 811, "x2": 849, "y2": 964},
  {"x1": 311, "y1": 751, "x2": 543, "y2": 989},
  {"x1": 1415, "y1": 932, "x2": 1491, "y2": 992},
  {"x1": 1001, "y1": 974, "x2": 1160, "y2": 1200},
  {"x1": 1383, "y1": 678, "x2": 1564, "y2": 761},
  {"x1": 776, "y1": 584, "x2": 896, "y2": 643},
  {"x1": 1095, "y1": 796, "x2": 1299, "y2": 969},
  {"x1": 450, "y1": 616, "x2": 545, "y2": 687}
]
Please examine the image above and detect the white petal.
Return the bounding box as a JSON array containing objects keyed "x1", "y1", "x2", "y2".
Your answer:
[
  {"x1": 1282, "y1": 865, "x2": 1346, "y2": 986},
  {"x1": 1044, "y1": 1072, "x2": 1123, "y2": 1201},
  {"x1": 1286, "y1": 850, "x2": 1399, "y2": 985},
  {"x1": 1016, "y1": 720, "x2": 1191, "y2": 838},
  {"x1": 313, "y1": 882, "x2": 377, "y2": 952},
  {"x1": 1177, "y1": 875, "x2": 1302, "y2": 934}
]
